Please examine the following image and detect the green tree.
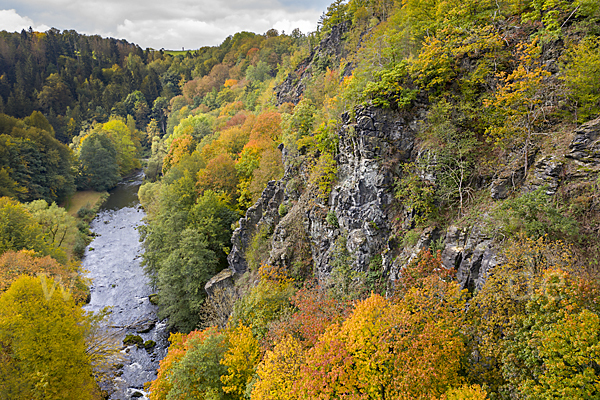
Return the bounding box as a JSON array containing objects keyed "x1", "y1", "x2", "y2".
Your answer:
[
  {"x1": 229, "y1": 268, "x2": 295, "y2": 339},
  {"x1": 141, "y1": 185, "x2": 238, "y2": 332},
  {"x1": 0, "y1": 197, "x2": 63, "y2": 261},
  {"x1": 25, "y1": 200, "x2": 81, "y2": 257},
  {"x1": 281, "y1": 99, "x2": 316, "y2": 153},
  {"x1": 152, "y1": 97, "x2": 169, "y2": 135},
  {"x1": 467, "y1": 236, "x2": 576, "y2": 395},
  {"x1": 37, "y1": 73, "x2": 73, "y2": 115},
  {"x1": 561, "y1": 36, "x2": 600, "y2": 122},
  {"x1": 167, "y1": 327, "x2": 230, "y2": 400},
  {"x1": 99, "y1": 119, "x2": 140, "y2": 175},
  {"x1": 157, "y1": 227, "x2": 219, "y2": 332},
  {"x1": 420, "y1": 99, "x2": 478, "y2": 214},
  {"x1": 0, "y1": 112, "x2": 75, "y2": 203},
  {"x1": 76, "y1": 132, "x2": 121, "y2": 191},
  {"x1": 245, "y1": 61, "x2": 271, "y2": 83}
]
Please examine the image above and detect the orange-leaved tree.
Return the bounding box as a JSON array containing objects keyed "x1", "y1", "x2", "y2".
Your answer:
[
  {"x1": 197, "y1": 154, "x2": 239, "y2": 204},
  {"x1": 266, "y1": 283, "x2": 351, "y2": 349},
  {"x1": 297, "y1": 276, "x2": 466, "y2": 399},
  {"x1": 0, "y1": 250, "x2": 87, "y2": 303},
  {"x1": 162, "y1": 133, "x2": 195, "y2": 174}
]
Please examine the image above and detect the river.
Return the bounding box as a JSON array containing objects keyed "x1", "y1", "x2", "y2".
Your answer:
[{"x1": 82, "y1": 171, "x2": 168, "y2": 400}]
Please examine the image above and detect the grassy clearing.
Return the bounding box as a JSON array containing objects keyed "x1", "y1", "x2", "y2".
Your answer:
[
  {"x1": 162, "y1": 50, "x2": 195, "y2": 56},
  {"x1": 64, "y1": 190, "x2": 107, "y2": 217}
]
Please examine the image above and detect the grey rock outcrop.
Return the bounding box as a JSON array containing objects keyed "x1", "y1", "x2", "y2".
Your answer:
[
  {"x1": 441, "y1": 225, "x2": 498, "y2": 292},
  {"x1": 225, "y1": 105, "x2": 417, "y2": 284},
  {"x1": 387, "y1": 223, "x2": 499, "y2": 293},
  {"x1": 566, "y1": 117, "x2": 600, "y2": 171},
  {"x1": 523, "y1": 155, "x2": 564, "y2": 195},
  {"x1": 204, "y1": 268, "x2": 236, "y2": 297},
  {"x1": 322, "y1": 107, "x2": 415, "y2": 274},
  {"x1": 227, "y1": 180, "x2": 286, "y2": 275},
  {"x1": 490, "y1": 152, "x2": 538, "y2": 199}
]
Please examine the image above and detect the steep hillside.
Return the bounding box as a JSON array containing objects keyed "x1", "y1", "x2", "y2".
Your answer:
[
  {"x1": 227, "y1": 0, "x2": 600, "y2": 294},
  {"x1": 139, "y1": 1, "x2": 600, "y2": 399}
]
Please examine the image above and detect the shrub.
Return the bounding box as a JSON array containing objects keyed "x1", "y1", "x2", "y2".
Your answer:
[
  {"x1": 308, "y1": 152, "x2": 337, "y2": 202},
  {"x1": 395, "y1": 163, "x2": 436, "y2": 226},
  {"x1": 325, "y1": 209, "x2": 338, "y2": 228},
  {"x1": 490, "y1": 187, "x2": 579, "y2": 242},
  {"x1": 246, "y1": 224, "x2": 272, "y2": 271},
  {"x1": 278, "y1": 203, "x2": 288, "y2": 217},
  {"x1": 229, "y1": 266, "x2": 295, "y2": 339},
  {"x1": 123, "y1": 334, "x2": 144, "y2": 347}
]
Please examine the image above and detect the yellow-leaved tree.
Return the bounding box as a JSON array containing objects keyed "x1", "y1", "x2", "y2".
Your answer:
[
  {"x1": 221, "y1": 324, "x2": 261, "y2": 398},
  {"x1": 99, "y1": 119, "x2": 140, "y2": 175},
  {"x1": 0, "y1": 275, "x2": 97, "y2": 399},
  {"x1": 251, "y1": 335, "x2": 305, "y2": 400},
  {"x1": 484, "y1": 40, "x2": 553, "y2": 176}
]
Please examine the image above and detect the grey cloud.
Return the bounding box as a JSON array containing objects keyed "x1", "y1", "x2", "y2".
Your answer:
[{"x1": 3, "y1": 0, "x2": 331, "y2": 48}]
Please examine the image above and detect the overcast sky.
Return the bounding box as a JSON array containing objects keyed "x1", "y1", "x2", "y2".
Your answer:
[{"x1": 0, "y1": 0, "x2": 332, "y2": 50}]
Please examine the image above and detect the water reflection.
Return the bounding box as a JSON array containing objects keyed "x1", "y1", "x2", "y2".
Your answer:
[{"x1": 100, "y1": 170, "x2": 145, "y2": 211}]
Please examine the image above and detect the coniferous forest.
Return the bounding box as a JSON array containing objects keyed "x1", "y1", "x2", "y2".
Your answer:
[{"x1": 2, "y1": 0, "x2": 600, "y2": 399}]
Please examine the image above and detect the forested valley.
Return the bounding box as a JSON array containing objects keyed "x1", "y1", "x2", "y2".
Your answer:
[{"x1": 2, "y1": 0, "x2": 600, "y2": 399}]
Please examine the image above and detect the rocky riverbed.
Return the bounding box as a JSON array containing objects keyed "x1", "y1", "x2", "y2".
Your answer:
[{"x1": 83, "y1": 172, "x2": 168, "y2": 400}]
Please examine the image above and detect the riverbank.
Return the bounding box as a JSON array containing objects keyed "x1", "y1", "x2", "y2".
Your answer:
[{"x1": 64, "y1": 190, "x2": 109, "y2": 218}]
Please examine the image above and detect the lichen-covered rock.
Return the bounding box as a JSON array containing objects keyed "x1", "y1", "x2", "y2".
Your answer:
[
  {"x1": 566, "y1": 117, "x2": 600, "y2": 171},
  {"x1": 227, "y1": 180, "x2": 285, "y2": 274},
  {"x1": 441, "y1": 225, "x2": 498, "y2": 292},
  {"x1": 312, "y1": 106, "x2": 416, "y2": 280},
  {"x1": 490, "y1": 175, "x2": 512, "y2": 200},
  {"x1": 524, "y1": 155, "x2": 563, "y2": 195},
  {"x1": 204, "y1": 268, "x2": 236, "y2": 296}
]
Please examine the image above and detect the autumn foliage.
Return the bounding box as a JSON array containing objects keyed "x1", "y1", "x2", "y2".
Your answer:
[
  {"x1": 0, "y1": 275, "x2": 98, "y2": 399},
  {"x1": 0, "y1": 250, "x2": 88, "y2": 303},
  {"x1": 152, "y1": 257, "x2": 470, "y2": 400}
]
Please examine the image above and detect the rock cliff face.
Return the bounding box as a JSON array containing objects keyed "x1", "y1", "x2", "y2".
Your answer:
[
  {"x1": 566, "y1": 117, "x2": 600, "y2": 171},
  {"x1": 228, "y1": 106, "x2": 416, "y2": 283},
  {"x1": 227, "y1": 179, "x2": 286, "y2": 275},
  {"x1": 315, "y1": 107, "x2": 416, "y2": 279},
  {"x1": 219, "y1": 24, "x2": 600, "y2": 296},
  {"x1": 223, "y1": 110, "x2": 600, "y2": 295}
]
